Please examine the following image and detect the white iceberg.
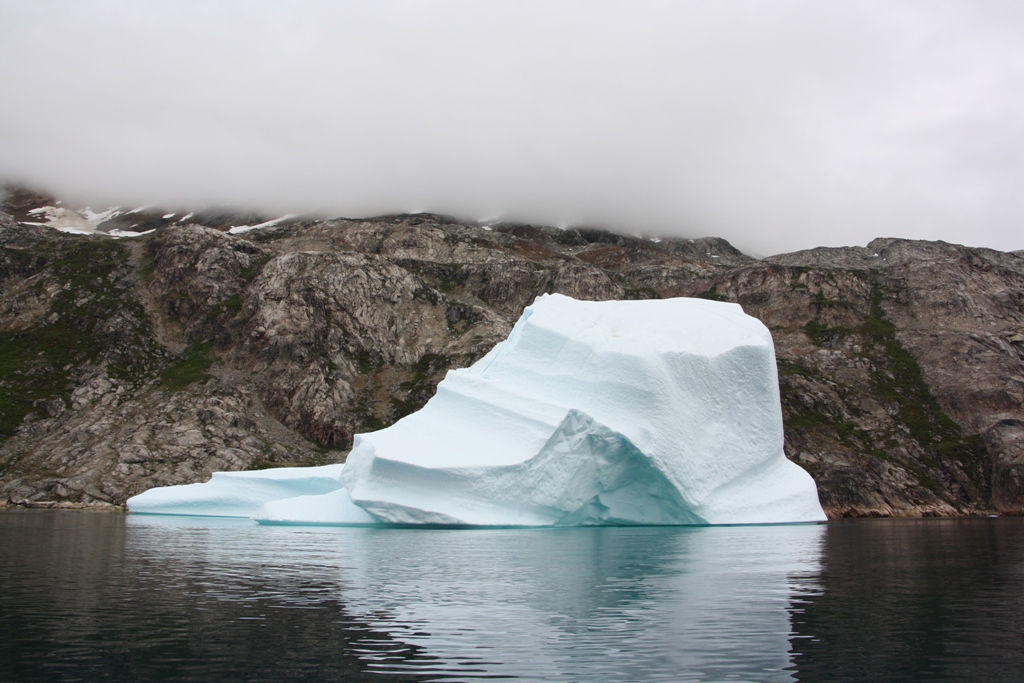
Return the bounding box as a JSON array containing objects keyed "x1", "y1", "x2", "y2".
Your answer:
[
  {"x1": 127, "y1": 464, "x2": 345, "y2": 518},
  {"x1": 128, "y1": 294, "x2": 826, "y2": 526},
  {"x1": 255, "y1": 487, "x2": 378, "y2": 525},
  {"x1": 339, "y1": 294, "x2": 824, "y2": 525}
]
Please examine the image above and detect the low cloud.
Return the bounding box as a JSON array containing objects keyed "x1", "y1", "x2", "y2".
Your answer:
[{"x1": 1, "y1": 0, "x2": 1022, "y2": 256}]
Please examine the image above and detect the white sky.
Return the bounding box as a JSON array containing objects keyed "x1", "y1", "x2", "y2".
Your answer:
[{"x1": 1, "y1": 0, "x2": 1022, "y2": 256}]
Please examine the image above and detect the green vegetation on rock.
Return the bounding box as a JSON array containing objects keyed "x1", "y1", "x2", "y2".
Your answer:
[
  {"x1": 0, "y1": 240, "x2": 160, "y2": 442},
  {"x1": 862, "y1": 278, "x2": 988, "y2": 485},
  {"x1": 159, "y1": 342, "x2": 214, "y2": 389}
]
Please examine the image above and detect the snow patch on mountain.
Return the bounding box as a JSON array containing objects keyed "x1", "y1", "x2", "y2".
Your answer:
[
  {"x1": 227, "y1": 214, "x2": 298, "y2": 234},
  {"x1": 23, "y1": 205, "x2": 123, "y2": 234}
]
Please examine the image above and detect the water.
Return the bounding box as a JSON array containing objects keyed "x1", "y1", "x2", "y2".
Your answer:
[{"x1": 1, "y1": 511, "x2": 1022, "y2": 682}]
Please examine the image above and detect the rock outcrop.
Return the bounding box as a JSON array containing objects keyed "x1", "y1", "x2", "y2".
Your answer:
[{"x1": 1, "y1": 192, "x2": 1022, "y2": 516}]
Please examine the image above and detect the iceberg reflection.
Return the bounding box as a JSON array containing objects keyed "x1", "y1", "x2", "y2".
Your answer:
[{"x1": 125, "y1": 516, "x2": 824, "y2": 681}]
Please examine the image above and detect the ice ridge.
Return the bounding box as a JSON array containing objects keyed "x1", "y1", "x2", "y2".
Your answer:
[
  {"x1": 341, "y1": 410, "x2": 703, "y2": 526},
  {"x1": 127, "y1": 464, "x2": 345, "y2": 518}
]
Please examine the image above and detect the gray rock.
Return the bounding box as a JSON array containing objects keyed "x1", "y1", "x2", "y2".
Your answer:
[{"x1": 1, "y1": 203, "x2": 1021, "y2": 517}]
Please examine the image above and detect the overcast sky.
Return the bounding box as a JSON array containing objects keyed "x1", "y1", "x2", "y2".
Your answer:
[{"x1": 1, "y1": 1, "x2": 1021, "y2": 256}]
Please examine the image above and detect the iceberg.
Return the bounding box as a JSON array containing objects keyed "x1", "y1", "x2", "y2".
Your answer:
[
  {"x1": 255, "y1": 487, "x2": 378, "y2": 525},
  {"x1": 127, "y1": 464, "x2": 346, "y2": 518},
  {"x1": 128, "y1": 294, "x2": 826, "y2": 525}
]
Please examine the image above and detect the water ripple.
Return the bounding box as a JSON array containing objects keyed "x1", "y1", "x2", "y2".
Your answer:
[{"x1": 2, "y1": 512, "x2": 1023, "y2": 682}]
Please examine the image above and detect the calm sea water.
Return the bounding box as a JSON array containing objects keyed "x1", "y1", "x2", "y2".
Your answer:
[{"x1": 1, "y1": 511, "x2": 1022, "y2": 683}]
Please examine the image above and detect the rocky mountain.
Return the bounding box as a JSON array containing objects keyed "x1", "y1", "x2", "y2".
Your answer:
[{"x1": 1, "y1": 188, "x2": 1022, "y2": 517}]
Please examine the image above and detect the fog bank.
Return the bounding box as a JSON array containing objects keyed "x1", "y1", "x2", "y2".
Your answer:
[{"x1": 1, "y1": 1, "x2": 1022, "y2": 256}]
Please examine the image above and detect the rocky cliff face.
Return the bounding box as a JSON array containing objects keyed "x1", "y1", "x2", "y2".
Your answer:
[{"x1": 1, "y1": 193, "x2": 1021, "y2": 517}]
